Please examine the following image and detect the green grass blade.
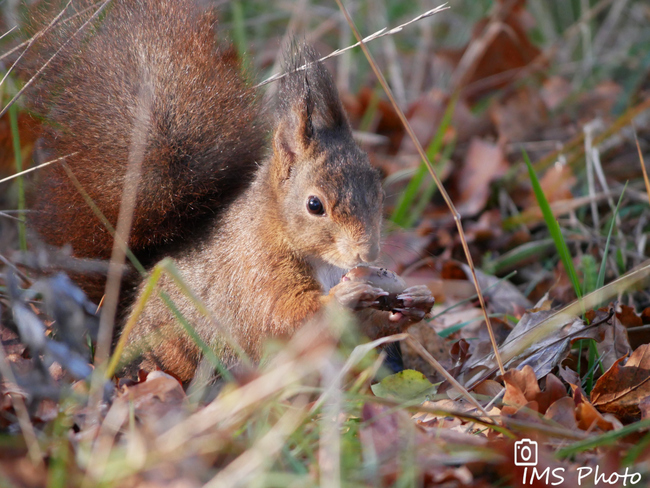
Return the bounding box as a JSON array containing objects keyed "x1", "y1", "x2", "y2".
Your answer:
[
  {"x1": 482, "y1": 239, "x2": 555, "y2": 275},
  {"x1": 159, "y1": 291, "x2": 234, "y2": 382},
  {"x1": 230, "y1": 1, "x2": 247, "y2": 59},
  {"x1": 556, "y1": 418, "x2": 650, "y2": 458},
  {"x1": 524, "y1": 150, "x2": 582, "y2": 298},
  {"x1": 390, "y1": 162, "x2": 427, "y2": 227},
  {"x1": 403, "y1": 136, "x2": 456, "y2": 228},
  {"x1": 438, "y1": 313, "x2": 502, "y2": 338},
  {"x1": 8, "y1": 103, "x2": 27, "y2": 252},
  {"x1": 359, "y1": 86, "x2": 381, "y2": 132},
  {"x1": 391, "y1": 93, "x2": 458, "y2": 227},
  {"x1": 596, "y1": 183, "x2": 627, "y2": 289},
  {"x1": 582, "y1": 339, "x2": 603, "y2": 394},
  {"x1": 579, "y1": 255, "x2": 597, "y2": 295}
]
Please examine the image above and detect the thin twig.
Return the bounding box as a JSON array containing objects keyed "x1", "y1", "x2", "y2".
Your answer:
[
  {"x1": 254, "y1": 4, "x2": 449, "y2": 88},
  {"x1": 0, "y1": 0, "x2": 73, "y2": 90},
  {"x1": 79, "y1": 79, "x2": 153, "y2": 456},
  {"x1": 0, "y1": 211, "x2": 22, "y2": 221},
  {"x1": 0, "y1": 1, "x2": 105, "y2": 63},
  {"x1": 404, "y1": 335, "x2": 492, "y2": 418},
  {"x1": 529, "y1": 96, "x2": 650, "y2": 181},
  {"x1": 0, "y1": 152, "x2": 78, "y2": 185},
  {"x1": 0, "y1": 0, "x2": 111, "y2": 119},
  {"x1": 91, "y1": 80, "x2": 153, "y2": 387},
  {"x1": 0, "y1": 253, "x2": 31, "y2": 285},
  {"x1": 333, "y1": 0, "x2": 505, "y2": 376},
  {"x1": 0, "y1": 26, "x2": 17, "y2": 42}
]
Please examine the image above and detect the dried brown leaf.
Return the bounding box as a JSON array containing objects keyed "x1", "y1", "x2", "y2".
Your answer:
[
  {"x1": 501, "y1": 368, "x2": 569, "y2": 417},
  {"x1": 616, "y1": 305, "x2": 643, "y2": 328},
  {"x1": 593, "y1": 313, "x2": 632, "y2": 371},
  {"x1": 591, "y1": 344, "x2": 650, "y2": 421},
  {"x1": 501, "y1": 379, "x2": 529, "y2": 415},
  {"x1": 535, "y1": 374, "x2": 567, "y2": 414},
  {"x1": 490, "y1": 87, "x2": 547, "y2": 144},
  {"x1": 473, "y1": 379, "x2": 503, "y2": 399},
  {"x1": 540, "y1": 76, "x2": 571, "y2": 111},
  {"x1": 544, "y1": 397, "x2": 577, "y2": 430},
  {"x1": 118, "y1": 371, "x2": 188, "y2": 427},
  {"x1": 456, "y1": 138, "x2": 508, "y2": 217},
  {"x1": 535, "y1": 162, "x2": 576, "y2": 205},
  {"x1": 502, "y1": 366, "x2": 541, "y2": 403},
  {"x1": 575, "y1": 401, "x2": 620, "y2": 432}
]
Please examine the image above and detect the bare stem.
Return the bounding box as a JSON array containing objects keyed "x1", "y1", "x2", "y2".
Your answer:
[{"x1": 333, "y1": 0, "x2": 505, "y2": 376}]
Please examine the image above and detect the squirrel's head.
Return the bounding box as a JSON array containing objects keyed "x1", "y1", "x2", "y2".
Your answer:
[{"x1": 269, "y1": 44, "x2": 383, "y2": 270}]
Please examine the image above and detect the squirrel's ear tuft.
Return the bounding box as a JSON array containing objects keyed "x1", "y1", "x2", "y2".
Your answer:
[{"x1": 273, "y1": 42, "x2": 349, "y2": 168}]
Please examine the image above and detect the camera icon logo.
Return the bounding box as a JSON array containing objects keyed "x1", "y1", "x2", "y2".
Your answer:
[{"x1": 514, "y1": 439, "x2": 538, "y2": 466}]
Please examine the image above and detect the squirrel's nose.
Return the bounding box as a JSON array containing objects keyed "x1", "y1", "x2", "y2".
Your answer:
[{"x1": 357, "y1": 241, "x2": 379, "y2": 263}]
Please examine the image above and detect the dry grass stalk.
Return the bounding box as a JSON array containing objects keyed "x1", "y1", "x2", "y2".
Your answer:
[{"x1": 332, "y1": 0, "x2": 505, "y2": 377}]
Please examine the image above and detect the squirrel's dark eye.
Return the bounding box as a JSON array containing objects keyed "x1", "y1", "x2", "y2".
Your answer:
[{"x1": 307, "y1": 196, "x2": 325, "y2": 215}]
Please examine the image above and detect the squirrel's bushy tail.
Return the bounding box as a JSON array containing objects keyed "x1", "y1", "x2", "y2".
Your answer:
[{"x1": 24, "y1": 0, "x2": 267, "y2": 299}]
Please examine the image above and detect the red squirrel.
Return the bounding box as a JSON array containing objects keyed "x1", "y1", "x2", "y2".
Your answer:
[{"x1": 25, "y1": 0, "x2": 434, "y2": 381}]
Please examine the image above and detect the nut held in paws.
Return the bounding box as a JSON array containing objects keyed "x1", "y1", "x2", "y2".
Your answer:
[{"x1": 342, "y1": 266, "x2": 407, "y2": 312}]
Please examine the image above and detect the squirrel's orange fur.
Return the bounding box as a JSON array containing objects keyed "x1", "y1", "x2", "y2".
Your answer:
[{"x1": 26, "y1": 0, "x2": 433, "y2": 381}]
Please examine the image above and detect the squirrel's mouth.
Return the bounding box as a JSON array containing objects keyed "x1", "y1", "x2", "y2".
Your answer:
[{"x1": 335, "y1": 237, "x2": 380, "y2": 268}]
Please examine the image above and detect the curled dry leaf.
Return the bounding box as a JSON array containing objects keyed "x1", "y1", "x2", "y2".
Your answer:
[
  {"x1": 462, "y1": 303, "x2": 626, "y2": 387},
  {"x1": 500, "y1": 366, "x2": 567, "y2": 416},
  {"x1": 499, "y1": 365, "x2": 623, "y2": 434},
  {"x1": 615, "y1": 305, "x2": 643, "y2": 328},
  {"x1": 438, "y1": 0, "x2": 540, "y2": 100},
  {"x1": 561, "y1": 367, "x2": 621, "y2": 432},
  {"x1": 615, "y1": 305, "x2": 650, "y2": 350},
  {"x1": 460, "y1": 304, "x2": 580, "y2": 385},
  {"x1": 473, "y1": 379, "x2": 503, "y2": 399},
  {"x1": 593, "y1": 313, "x2": 632, "y2": 371},
  {"x1": 591, "y1": 344, "x2": 650, "y2": 422},
  {"x1": 544, "y1": 397, "x2": 578, "y2": 430},
  {"x1": 575, "y1": 402, "x2": 621, "y2": 432},
  {"x1": 118, "y1": 371, "x2": 187, "y2": 428}
]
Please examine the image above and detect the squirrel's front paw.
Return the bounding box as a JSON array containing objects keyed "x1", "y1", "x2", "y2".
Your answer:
[
  {"x1": 389, "y1": 285, "x2": 435, "y2": 324},
  {"x1": 329, "y1": 280, "x2": 389, "y2": 311}
]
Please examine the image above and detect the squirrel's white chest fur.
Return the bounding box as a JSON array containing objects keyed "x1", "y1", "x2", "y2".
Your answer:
[{"x1": 310, "y1": 259, "x2": 346, "y2": 293}]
